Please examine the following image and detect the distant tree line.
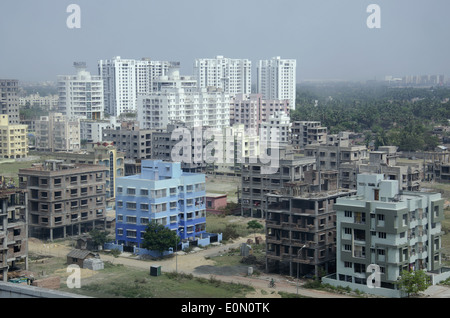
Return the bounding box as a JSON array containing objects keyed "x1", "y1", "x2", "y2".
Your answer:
[{"x1": 291, "y1": 84, "x2": 450, "y2": 151}]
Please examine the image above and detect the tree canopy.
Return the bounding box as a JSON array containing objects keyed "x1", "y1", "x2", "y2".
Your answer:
[
  {"x1": 292, "y1": 84, "x2": 450, "y2": 151},
  {"x1": 141, "y1": 222, "x2": 179, "y2": 255},
  {"x1": 396, "y1": 269, "x2": 431, "y2": 297}
]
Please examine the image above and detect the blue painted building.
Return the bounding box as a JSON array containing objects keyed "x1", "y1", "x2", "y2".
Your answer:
[{"x1": 115, "y1": 160, "x2": 207, "y2": 250}]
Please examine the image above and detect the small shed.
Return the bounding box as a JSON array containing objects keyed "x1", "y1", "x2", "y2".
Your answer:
[
  {"x1": 83, "y1": 257, "x2": 104, "y2": 271},
  {"x1": 205, "y1": 193, "x2": 227, "y2": 212},
  {"x1": 67, "y1": 249, "x2": 96, "y2": 268}
]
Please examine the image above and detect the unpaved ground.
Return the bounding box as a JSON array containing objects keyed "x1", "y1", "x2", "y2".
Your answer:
[{"x1": 27, "y1": 236, "x2": 353, "y2": 298}]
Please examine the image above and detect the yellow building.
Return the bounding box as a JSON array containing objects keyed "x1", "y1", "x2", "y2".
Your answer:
[
  {"x1": 0, "y1": 114, "x2": 28, "y2": 159},
  {"x1": 51, "y1": 141, "x2": 125, "y2": 201}
]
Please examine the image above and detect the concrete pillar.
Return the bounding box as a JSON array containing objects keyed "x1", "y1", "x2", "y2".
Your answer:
[{"x1": 50, "y1": 228, "x2": 53, "y2": 241}]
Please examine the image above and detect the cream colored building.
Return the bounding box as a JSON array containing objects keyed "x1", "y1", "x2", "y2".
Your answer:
[
  {"x1": 35, "y1": 113, "x2": 80, "y2": 152},
  {"x1": 0, "y1": 114, "x2": 28, "y2": 159}
]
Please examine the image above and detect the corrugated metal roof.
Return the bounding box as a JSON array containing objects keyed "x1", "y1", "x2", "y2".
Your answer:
[{"x1": 67, "y1": 249, "x2": 94, "y2": 259}]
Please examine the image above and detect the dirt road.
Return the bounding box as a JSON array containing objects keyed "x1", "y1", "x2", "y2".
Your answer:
[{"x1": 28, "y1": 236, "x2": 353, "y2": 298}]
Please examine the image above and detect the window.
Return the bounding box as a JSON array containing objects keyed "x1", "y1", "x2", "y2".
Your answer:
[
  {"x1": 140, "y1": 203, "x2": 149, "y2": 211},
  {"x1": 378, "y1": 232, "x2": 386, "y2": 239},
  {"x1": 126, "y1": 202, "x2": 136, "y2": 210},
  {"x1": 140, "y1": 189, "x2": 149, "y2": 196},
  {"x1": 126, "y1": 216, "x2": 137, "y2": 224},
  {"x1": 344, "y1": 210, "x2": 352, "y2": 217},
  {"x1": 126, "y1": 230, "x2": 137, "y2": 238},
  {"x1": 127, "y1": 188, "x2": 136, "y2": 195}
]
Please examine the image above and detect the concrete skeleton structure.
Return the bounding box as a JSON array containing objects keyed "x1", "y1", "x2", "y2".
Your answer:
[
  {"x1": 240, "y1": 146, "x2": 316, "y2": 218},
  {"x1": 265, "y1": 174, "x2": 356, "y2": 278},
  {"x1": 0, "y1": 184, "x2": 28, "y2": 282},
  {"x1": 291, "y1": 121, "x2": 327, "y2": 149}
]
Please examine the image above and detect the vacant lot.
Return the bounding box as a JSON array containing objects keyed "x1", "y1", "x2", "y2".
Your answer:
[{"x1": 205, "y1": 174, "x2": 240, "y2": 203}]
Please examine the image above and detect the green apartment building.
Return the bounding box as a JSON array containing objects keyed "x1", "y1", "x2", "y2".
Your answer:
[{"x1": 323, "y1": 173, "x2": 449, "y2": 297}]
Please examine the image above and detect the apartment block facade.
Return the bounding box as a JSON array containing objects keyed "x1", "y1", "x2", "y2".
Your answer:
[
  {"x1": 324, "y1": 173, "x2": 446, "y2": 297},
  {"x1": 0, "y1": 79, "x2": 20, "y2": 125},
  {"x1": 193, "y1": 56, "x2": 252, "y2": 96},
  {"x1": 103, "y1": 121, "x2": 153, "y2": 160},
  {"x1": 98, "y1": 56, "x2": 173, "y2": 116},
  {"x1": 35, "y1": 113, "x2": 81, "y2": 152},
  {"x1": 259, "y1": 112, "x2": 292, "y2": 146},
  {"x1": 257, "y1": 57, "x2": 296, "y2": 110},
  {"x1": 0, "y1": 185, "x2": 28, "y2": 282},
  {"x1": 57, "y1": 62, "x2": 104, "y2": 120},
  {"x1": 115, "y1": 160, "x2": 206, "y2": 250},
  {"x1": 50, "y1": 142, "x2": 125, "y2": 200},
  {"x1": 0, "y1": 115, "x2": 28, "y2": 159},
  {"x1": 19, "y1": 160, "x2": 108, "y2": 240},
  {"x1": 137, "y1": 66, "x2": 231, "y2": 130},
  {"x1": 230, "y1": 93, "x2": 290, "y2": 134}
]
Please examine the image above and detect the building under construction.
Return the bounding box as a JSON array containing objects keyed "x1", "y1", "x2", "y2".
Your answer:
[
  {"x1": 0, "y1": 179, "x2": 28, "y2": 282},
  {"x1": 265, "y1": 171, "x2": 356, "y2": 279}
]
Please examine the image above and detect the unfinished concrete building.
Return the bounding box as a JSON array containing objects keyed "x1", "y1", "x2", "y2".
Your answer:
[
  {"x1": 265, "y1": 177, "x2": 356, "y2": 278},
  {"x1": 423, "y1": 150, "x2": 450, "y2": 183},
  {"x1": 240, "y1": 146, "x2": 316, "y2": 218},
  {"x1": 358, "y1": 146, "x2": 421, "y2": 191},
  {"x1": 291, "y1": 121, "x2": 327, "y2": 149},
  {"x1": 0, "y1": 183, "x2": 28, "y2": 282},
  {"x1": 19, "y1": 160, "x2": 108, "y2": 240},
  {"x1": 103, "y1": 121, "x2": 153, "y2": 160}
]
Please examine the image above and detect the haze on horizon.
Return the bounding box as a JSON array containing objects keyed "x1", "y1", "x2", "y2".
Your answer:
[{"x1": 1, "y1": 0, "x2": 449, "y2": 83}]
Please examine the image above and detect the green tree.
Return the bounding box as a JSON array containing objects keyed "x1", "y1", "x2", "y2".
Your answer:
[
  {"x1": 396, "y1": 269, "x2": 431, "y2": 297},
  {"x1": 89, "y1": 229, "x2": 111, "y2": 250},
  {"x1": 247, "y1": 220, "x2": 263, "y2": 233},
  {"x1": 142, "y1": 222, "x2": 179, "y2": 255}
]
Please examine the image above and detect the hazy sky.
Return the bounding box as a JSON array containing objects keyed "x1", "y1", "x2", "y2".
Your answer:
[{"x1": 1, "y1": 0, "x2": 449, "y2": 82}]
